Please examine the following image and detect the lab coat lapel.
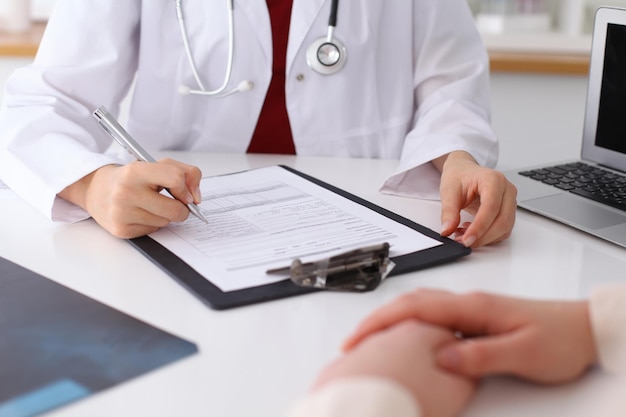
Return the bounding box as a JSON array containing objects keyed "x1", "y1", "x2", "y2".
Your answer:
[
  {"x1": 234, "y1": 0, "x2": 327, "y2": 72},
  {"x1": 234, "y1": 0, "x2": 272, "y2": 62},
  {"x1": 288, "y1": 0, "x2": 327, "y2": 71}
]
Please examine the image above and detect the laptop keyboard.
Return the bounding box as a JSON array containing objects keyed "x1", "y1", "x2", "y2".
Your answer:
[{"x1": 519, "y1": 162, "x2": 626, "y2": 212}]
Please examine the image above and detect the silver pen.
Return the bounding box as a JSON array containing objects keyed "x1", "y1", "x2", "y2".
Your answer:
[{"x1": 92, "y1": 106, "x2": 208, "y2": 224}]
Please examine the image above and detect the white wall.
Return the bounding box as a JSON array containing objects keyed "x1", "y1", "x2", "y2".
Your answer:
[
  {"x1": 31, "y1": 0, "x2": 57, "y2": 21},
  {"x1": 490, "y1": 72, "x2": 588, "y2": 170}
]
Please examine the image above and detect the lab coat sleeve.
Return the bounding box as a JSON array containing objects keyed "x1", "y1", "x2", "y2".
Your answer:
[
  {"x1": 285, "y1": 377, "x2": 421, "y2": 417},
  {"x1": 381, "y1": 1, "x2": 497, "y2": 199},
  {"x1": 589, "y1": 284, "x2": 626, "y2": 375},
  {"x1": 0, "y1": 1, "x2": 141, "y2": 222}
]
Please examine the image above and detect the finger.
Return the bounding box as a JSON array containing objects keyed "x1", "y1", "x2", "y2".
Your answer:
[
  {"x1": 436, "y1": 331, "x2": 534, "y2": 379},
  {"x1": 467, "y1": 224, "x2": 514, "y2": 248},
  {"x1": 158, "y1": 158, "x2": 203, "y2": 203},
  {"x1": 462, "y1": 181, "x2": 517, "y2": 248},
  {"x1": 459, "y1": 186, "x2": 503, "y2": 248},
  {"x1": 342, "y1": 289, "x2": 481, "y2": 351},
  {"x1": 452, "y1": 222, "x2": 471, "y2": 242},
  {"x1": 136, "y1": 189, "x2": 191, "y2": 223},
  {"x1": 108, "y1": 223, "x2": 161, "y2": 239},
  {"x1": 103, "y1": 204, "x2": 171, "y2": 239},
  {"x1": 138, "y1": 160, "x2": 195, "y2": 204},
  {"x1": 342, "y1": 288, "x2": 450, "y2": 351},
  {"x1": 143, "y1": 164, "x2": 195, "y2": 205},
  {"x1": 110, "y1": 166, "x2": 191, "y2": 222},
  {"x1": 454, "y1": 217, "x2": 513, "y2": 247},
  {"x1": 439, "y1": 179, "x2": 464, "y2": 237},
  {"x1": 343, "y1": 290, "x2": 522, "y2": 352},
  {"x1": 104, "y1": 167, "x2": 190, "y2": 231},
  {"x1": 115, "y1": 160, "x2": 191, "y2": 201}
]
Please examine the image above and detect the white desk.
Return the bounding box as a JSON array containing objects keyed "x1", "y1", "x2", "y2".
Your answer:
[{"x1": 1, "y1": 153, "x2": 625, "y2": 417}]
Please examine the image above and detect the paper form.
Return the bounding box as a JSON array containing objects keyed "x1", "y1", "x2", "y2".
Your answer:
[{"x1": 149, "y1": 166, "x2": 441, "y2": 292}]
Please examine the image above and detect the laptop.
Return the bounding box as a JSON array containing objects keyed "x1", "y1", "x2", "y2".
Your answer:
[{"x1": 504, "y1": 7, "x2": 626, "y2": 248}]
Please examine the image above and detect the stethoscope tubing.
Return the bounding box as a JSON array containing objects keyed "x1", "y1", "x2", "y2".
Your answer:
[
  {"x1": 176, "y1": 0, "x2": 236, "y2": 96},
  {"x1": 176, "y1": 0, "x2": 343, "y2": 98}
]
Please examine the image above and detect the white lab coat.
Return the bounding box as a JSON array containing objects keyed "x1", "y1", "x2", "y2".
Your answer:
[{"x1": 0, "y1": 0, "x2": 497, "y2": 222}]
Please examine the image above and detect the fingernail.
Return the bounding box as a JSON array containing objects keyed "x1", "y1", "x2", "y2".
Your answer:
[
  {"x1": 463, "y1": 235, "x2": 476, "y2": 247},
  {"x1": 441, "y1": 221, "x2": 452, "y2": 234},
  {"x1": 193, "y1": 186, "x2": 202, "y2": 203},
  {"x1": 185, "y1": 192, "x2": 194, "y2": 204},
  {"x1": 437, "y1": 347, "x2": 462, "y2": 371}
]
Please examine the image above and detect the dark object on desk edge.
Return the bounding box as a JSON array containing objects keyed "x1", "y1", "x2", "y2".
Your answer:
[
  {"x1": 129, "y1": 165, "x2": 471, "y2": 310},
  {"x1": 0, "y1": 256, "x2": 197, "y2": 417}
]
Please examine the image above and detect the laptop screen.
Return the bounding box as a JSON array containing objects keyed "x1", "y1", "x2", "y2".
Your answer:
[
  {"x1": 582, "y1": 8, "x2": 626, "y2": 170},
  {"x1": 595, "y1": 23, "x2": 626, "y2": 155}
]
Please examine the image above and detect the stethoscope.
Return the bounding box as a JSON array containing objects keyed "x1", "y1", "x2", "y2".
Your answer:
[{"x1": 175, "y1": 0, "x2": 346, "y2": 98}]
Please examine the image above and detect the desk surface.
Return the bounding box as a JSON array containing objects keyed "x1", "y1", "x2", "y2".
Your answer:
[{"x1": 1, "y1": 153, "x2": 625, "y2": 416}]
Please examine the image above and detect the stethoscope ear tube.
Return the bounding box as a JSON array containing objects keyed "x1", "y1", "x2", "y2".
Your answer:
[
  {"x1": 179, "y1": 80, "x2": 254, "y2": 97},
  {"x1": 176, "y1": 0, "x2": 243, "y2": 97}
]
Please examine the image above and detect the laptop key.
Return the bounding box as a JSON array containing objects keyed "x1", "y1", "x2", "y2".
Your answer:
[
  {"x1": 570, "y1": 189, "x2": 626, "y2": 212},
  {"x1": 520, "y1": 162, "x2": 626, "y2": 214}
]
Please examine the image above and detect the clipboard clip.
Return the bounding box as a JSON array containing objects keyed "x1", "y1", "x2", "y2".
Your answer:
[{"x1": 266, "y1": 243, "x2": 394, "y2": 292}]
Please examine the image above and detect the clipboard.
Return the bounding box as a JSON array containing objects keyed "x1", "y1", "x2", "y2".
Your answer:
[{"x1": 129, "y1": 165, "x2": 471, "y2": 310}]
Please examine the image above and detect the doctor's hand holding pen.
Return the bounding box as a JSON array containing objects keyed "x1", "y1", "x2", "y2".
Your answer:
[
  {"x1": 58, "y1": 160, "x2": 203, "y2": 239},
  {"x1": 0, "y1": 2, "x2": 520, "y2": 246}
]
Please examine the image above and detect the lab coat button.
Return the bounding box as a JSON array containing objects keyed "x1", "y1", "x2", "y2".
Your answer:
[{"x1": 296, "y1": 74, "x2": 305, "y2": 82}]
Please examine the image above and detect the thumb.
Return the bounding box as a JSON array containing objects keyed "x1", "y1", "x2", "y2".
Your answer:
[{"x1": 436, "y1": 334, "x2": 529, "y2": 378}]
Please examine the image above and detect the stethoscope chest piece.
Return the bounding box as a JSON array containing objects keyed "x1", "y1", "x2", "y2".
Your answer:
[{"x1": 306, "y1": 36, "x2": 347, "y2": 75}]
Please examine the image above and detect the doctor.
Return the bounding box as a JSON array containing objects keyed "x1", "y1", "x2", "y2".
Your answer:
[{"x1": 0, "y1": 0, "x2": 516, "y2": 245}]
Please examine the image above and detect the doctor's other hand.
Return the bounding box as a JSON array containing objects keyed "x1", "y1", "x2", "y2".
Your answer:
[
  {"x1": 343, "y1": 289, "x2": 598, "y2": 384},
  {"x1": 58, "y1": 158, "x2": 203, "y2": 238},
  {"x1": 311, "y1": 321, "x2": 476, "y2": 417},
  {"x1": 435, "y1": 151, "x2": 517, "y2": 248}
]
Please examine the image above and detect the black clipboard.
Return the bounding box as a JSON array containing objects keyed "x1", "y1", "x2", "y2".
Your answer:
[{"x1": 129, "y1": 165, "x2": 471, "y2": 310}]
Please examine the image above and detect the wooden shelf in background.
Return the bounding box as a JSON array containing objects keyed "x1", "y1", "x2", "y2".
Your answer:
[
  {"x1": 0, "y1": 22, "x2": 46, "y2": 57},
  {"x1": 489, "y1": 51, "x2": 590, "y2": 75},
  {"x1": 0, "y1": 21, "x2": 592, "y2": 76}
]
